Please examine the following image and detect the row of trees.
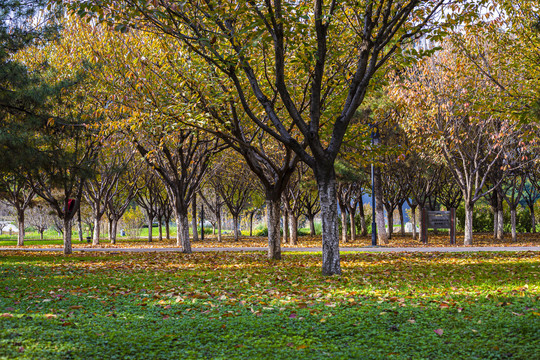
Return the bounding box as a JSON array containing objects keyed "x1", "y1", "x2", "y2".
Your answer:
[{"x1": 1, "y1": 1, "x2": 538, "y2": 275}]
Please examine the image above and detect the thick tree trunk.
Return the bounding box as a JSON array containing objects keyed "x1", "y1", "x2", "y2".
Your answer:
[
  {"x1": 282, "y1": 210, "x2": 289, "y2": 244},
  {"x1": 158, "y1": 215, "x2": 163, "y2": 241},
  {"x1": 147, "y1": 217, "x2": 153, "y2": 243},
  {"x1": 308, "y1": 216, "x2": 315, "y2": 236},
  {"x1": 166, "y1": 221, "x2": 170, "y2": 240},
  {"x1": 358, "y1": 200, "x2": 367, "y2": 236},
  {"x1": 419, "y1": 205, "x2": 427, "y2": 244},
  {"x1": 39, "y1": 230, "x2": 44, "y2": 241},
  {"x1": 233, "y1": 214, "x2": 240, "y2": 241},
  {"x1": 110, "y1": 219, "x2": 118, "y2": 244},
  {"x1": 496, "y1": 190, "x2": 504, "y2": 240},
  {"x1": 510, "y1": 207, "x2": 517, "y2": 242},
  {"x1": 411, "y1": 205, "x2": 418, "y2": 240},
  {"x1": 464, "y1": 201, "x2": 474, "y2": 246},
  {"x1": 77, "y1": 209, "x2": 83, "y2": 243},
  {"x1": 266, "y1": 198, "x2": 281, "y2": 260},
  {"x1": 93, "y1": 217, "x2": 100, "y2": 246},
  {"x1": 63, "y1": 218, "x2": 72, "y2": 255},
  {"x1": 385, "y1": 205, "x2": 393, "y2": 240},
  {"x1": 289, "y1": 214, "x2": 298, "y2": 245},
  {"x1": 374, "y1": 168, "x2": 388, "y2": 245},
  {"x1": 249, "y1": 212, "x2": 254, "y2": 236},
  {"x1": 340, "y1": 205, "x2": 347, "y2": 243},
  {"x1": 398, "y1": 205, "x2": 405, "y2": 236},
  {"x1": 317, "y1": 175, "x2": 341, "y2": 276},
  {"x1": 217, "y1": 212, "x2": 222, "y2": 242},
  {"x1": 177, "y1": 212, "x2": 191, "y2": 253},
  {"x1": 17, "y1": 210, "x2": 24, "y2": 246},
  {"x1": 492, "y1": 206, "x2": 498, "y2": 238},
  {"x1": 530, "y1": 205, "x2": 536, "y2": 233},
  {"x1": 349, "y1": 211, "x2": 356, "y2": 242},
  {"x1": 191, "y1": 197, "x2": 198, "y2": 242}
]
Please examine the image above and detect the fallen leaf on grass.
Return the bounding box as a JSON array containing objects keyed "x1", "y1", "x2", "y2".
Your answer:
[{"x1": 434, "y1": 329, "x2": 444, "y2": 336}]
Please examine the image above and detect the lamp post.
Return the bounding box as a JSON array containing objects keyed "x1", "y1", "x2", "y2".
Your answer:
[{"x1": 370, "y1": 124, "x2": 380, "y2": 246}]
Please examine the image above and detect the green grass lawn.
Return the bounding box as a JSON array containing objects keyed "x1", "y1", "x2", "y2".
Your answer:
[{"x1": 0, "y1": 251, "x2": 538, "y2": 359}]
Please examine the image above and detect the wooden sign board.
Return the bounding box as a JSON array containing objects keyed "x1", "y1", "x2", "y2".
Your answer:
[
  {"x1": 421, "y1": 208, "x2": 456, "y2": 245},
  {"x1": 427, "y1": 211, "x2": 451, "y2": 229}
]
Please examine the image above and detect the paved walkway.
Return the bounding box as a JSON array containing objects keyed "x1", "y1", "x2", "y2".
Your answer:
[{"x1": 0, "y1": 246, "x2": 539, "y2": 253}]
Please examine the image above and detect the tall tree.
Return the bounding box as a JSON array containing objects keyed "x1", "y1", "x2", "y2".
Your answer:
[{"x1": 74, "y1": 0, "x2": 466, "y2": 275}]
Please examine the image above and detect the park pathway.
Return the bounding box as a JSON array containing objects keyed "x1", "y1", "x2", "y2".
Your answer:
[{"x1": 0, "y1": 246, "x2": 539, "y2": 253}]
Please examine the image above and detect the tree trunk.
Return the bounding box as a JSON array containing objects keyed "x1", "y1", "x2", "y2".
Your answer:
[
  {"x1": 411, "y1": 205, "x2": 418, "y2": 240},
  {"x1": 266, "y1": 198, "x2": 281, "y2": 260},
  {"x1": 233, "y1": 214, "x2": 240, "y2": 241},
  {"x1": 249, "y1": 211, "x2": 254, "y2": 236},
  {"x1": 419, "y1": 205, "x2": 427, "y2": 244},
  {"x1": 110, "y1": 219, "x2": 118, "y2": 244},
  {"x1": 308, "y1": 216, "x2": 315, "y2": 236},
  {"x1": 358, "y1": 201, "x2": 366, "y2": 236},
  {"x1": 349, "y1": 211, "x2": 356, "y2": 242},
  {"x1": 77, "y1": 209, "x2": 83, "y2": 243},
  {"x1": 166, "y1": 221, "x2": 171, "y2": 240},
  {"x1": 158, "y1": 215, "x2": 163, "y2": 241},
  {"x1": 282, "y1": 210, "x2": 289, "y2": 244},
  {"x1": 374, "y1": 167, "x2": 388, "y2": 245},
  {"x1": 464, "y1": 201, "x2": 474, "y2": 246},
  {"x1": 493, "y1": 206, "x2": 498, "y2": 238},
  {"x1": 317, "y1": 175, "x2": 341, "y2": 276},
  {"x1": 398, "y1": 205, "x2": 405, "y2": 236},
  {"x1": 17, "y1": 210, "x2": 24, "y2": 247},
  {"x1": 340, "y1": 205, "x2": 347, "y2": 243},
  {"x1": 177, "y1": 212, "x2": 191, "y2": 253},
  {"x1": 496, "y1": 190, "x2": 504, "y2": 240},
  {"x1": 40, "y1": 230, "x2": 44, "y2": 241},
  {"x1": 191, "y1": 197, "x2": 198, "y2": 242},
  {"x1": 92, "y1": 217, "x2": 100, "y2": 246},
  {"x1": 289, "y1": 214, "x2": 298, "y2": 245},
  {"x1": 385, "y1": 205, "x2": 393, "y2": 240},
  {"x1": 63, "y1": 218, "x2": 72, "y2": 255},
  {"x1": 530, "y1": 205, "x2": 536, "y2": 233},
  {"x1": 216, "y1": 211, "x2": 221, "y2": 242},
  {"x1": 147, "y1": 217, "x2": 153, "y2": 243},
  {"x1": 510, "y1": 207, "x2": 517, "y2": 242}
]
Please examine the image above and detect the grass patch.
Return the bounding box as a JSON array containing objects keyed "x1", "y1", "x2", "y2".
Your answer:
[{"x1": 0, "y1": 251, "x2": 539, "y2": 359}]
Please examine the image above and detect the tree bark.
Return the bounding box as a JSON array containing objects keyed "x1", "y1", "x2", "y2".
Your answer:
[
  {"x1": 39, "y1": 230, "x2": 44, "y2": 241},
  {"x1": 93, "y1": 218, "x2": 100, "y2": 246},
  {"x1": 249, "y1": 211, "x2": 255, "y2": 236},
  {"x1": 191, "y1": 197, "x2": 198, "y2": 242},
  {"x1": 358, "y1": 199, "x2": 367, "y2": 236},
  {"x1": 266, "y1": 198, "x2": 281, "y2": 260},
  {"x1": 282, "y1": 209, "x2": 289, "y2": 244},
  {"x1": 317, "y1": 175, "x2": 341, "y2": 276},
  {"x1": 63, "y1": 218, "x2": 72, "y2": 255},
  {"x1": 217, "y1": 211, "x2": 222, "y2": 242},
  {"x1": 374, "y1": 167, "x2": 388, "y2": 245},
  {"x1": 177, "y1": 212, "x2": 191, "y2": 253},
  {"x1": 385, "y1": 205, "x2": 393, "y2": 240},
  {"x1": 340, "y1": 204, "x2": 348, "y2": 243},
  {"x1": 289, "y1": 214, "x2": 298, "y2": 245},
  {"x1": 496, "y1": 189, "x2": 504, "y2": 240},
  {"x1": 147, "y1": 217, "x2": 153, "y2": 243},
  {"x1": 166, "y1": 221, "x2": 170, "y2": 240},
  {"x1": 17, "y1": 210, "x2": 24, "y2": 247},
  {"x1": 464, "y1": 201, "x2": 474, "y2": 245},
  {"x1": 308, "y1": 216, "x2": 315, "y2": 236},
  {"x1": 398, "y1": 204, "x2": 405, "y2": 236},
  {"x1": 349, "y1": 211, "x2": 356, "y2": 242},
  {"x1": 510, "y1": 207, "x2": 517, "y2": 242},
  {"x1": 110, "y1": 219, "x2": 118, "y2": 244},
  {"x1": 158, "y1": 215, "x2": 163, "y2": 241},
  {"x1": 233, "y1": 214, "x2": 240, "y2": 241},
  {"x1": 77, "y1": 209, "x2": 83, "y2": 243},
  {"x1": 411, "y1": 205, "x2": 418, "y2": 240},
  {"x1": 529, "y1": 205, "x2": 536, "y2": 233}
]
